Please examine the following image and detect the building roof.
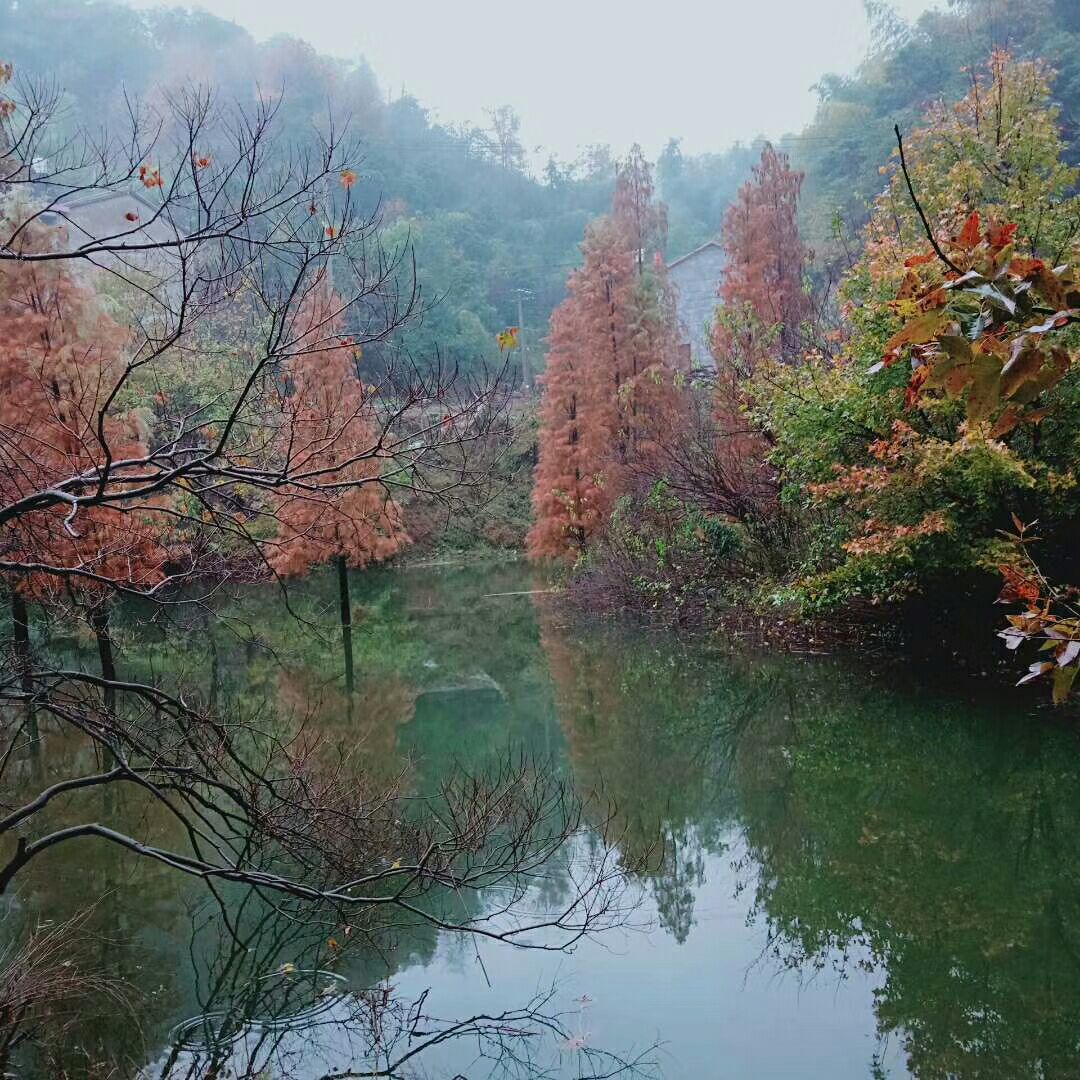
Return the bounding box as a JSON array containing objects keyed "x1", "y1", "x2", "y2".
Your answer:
[
  {"x1": 667, "y1": 238, "x2": 724, "y2": 271},
  {"x1": 54, "y1": 187, "x2": 164, "y2": 214}
]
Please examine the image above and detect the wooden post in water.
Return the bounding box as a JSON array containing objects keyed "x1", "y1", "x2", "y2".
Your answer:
[{"x1": 336, "y1": 554, "x2": 355, "y2": 695}]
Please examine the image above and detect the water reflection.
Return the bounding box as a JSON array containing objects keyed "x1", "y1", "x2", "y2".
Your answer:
[
  {"x1": 2, "y1": 563, "x2": 1079, "y2": 1077},
  {"x1": 538, "y1": 599, "x2": 1080, "y2": 1079}
]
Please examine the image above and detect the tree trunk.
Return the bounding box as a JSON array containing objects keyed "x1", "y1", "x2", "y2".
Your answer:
[
  {"x1": 336, "y1": 554, "x2": 355, "y2": 695},
  {"x1": 10, "y1": 592, "x2": 38, "y2": 759},
  {"x1": 91, "y1": 606, "x2": 117, "y2": 715}
]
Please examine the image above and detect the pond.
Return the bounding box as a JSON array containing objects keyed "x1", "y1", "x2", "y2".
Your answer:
[{"x1": 5, "y1": 561, "x2": 1080, "y2": 1078}]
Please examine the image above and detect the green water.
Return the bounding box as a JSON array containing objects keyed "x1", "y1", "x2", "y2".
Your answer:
[{"x1": 5, "y1": 562, "x2": 1080, "y2": 1078}]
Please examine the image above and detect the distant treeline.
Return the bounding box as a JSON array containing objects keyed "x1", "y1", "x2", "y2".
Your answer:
[{"x1": 3, "y1": 0, "x2": 1078, "y2": 370}]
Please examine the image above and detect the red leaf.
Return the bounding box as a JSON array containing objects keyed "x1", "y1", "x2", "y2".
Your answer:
[
  {"x1": 904, "y1": 365, "x2": 931, "y2": 410},
  {"x1": 987, "y1": 221, "x2": 1018, "y2": 251},
  {"x1": 956, "y1": 211, "x2": 981, "y2": 250},
  {"x1": 999, "y1": 564, "x2": 1040, "y2": 605},
  {"x1": 1007, "y1": 256, "x2": 1045, "y2": 278},
  {"x1": 904, "y1": 250, "x2": 937, "y2": 268}
]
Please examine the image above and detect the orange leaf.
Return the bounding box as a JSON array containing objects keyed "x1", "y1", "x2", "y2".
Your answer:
[
  {"x1": 987, "y1": 221, "x2": 1018, "y2": 251},
  {"x1": 1008, "y1": 256, "x2": 1045, "y2": 279},
  {"x1": 904, "y1": 250, "x2": 937, "y2": 268},
  {"x1": 896, "y1": 271, "x2": 920, "y2": 300},
  {"x1": 999, "y1": 564, "x2": 1040, "y2": 605},
  {"x1": 990, "y1": 405, "x2": 1022, "y2": 438},
  {"x1": 956, "y1": 211, "x2": 981, "y2": 249},
  {"x1": 904, "y1": 365, "x2": 930, "y2": 410},
  {"x1": 339, "y1": 169, "x2": 358, "y2": 189}
]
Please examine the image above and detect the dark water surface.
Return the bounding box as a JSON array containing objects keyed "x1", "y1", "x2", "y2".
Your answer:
[{"x1": 6, "y1": 562, "x2": 1080, "y2": 1078}]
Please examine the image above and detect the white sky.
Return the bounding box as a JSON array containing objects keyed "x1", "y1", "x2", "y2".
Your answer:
[{"x1": 127, "y1": 0, "x2": 943, "y2": 161}]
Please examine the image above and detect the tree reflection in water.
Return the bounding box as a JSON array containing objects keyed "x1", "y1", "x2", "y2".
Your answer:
[
  {"x1": 3, "y1": 564, "x2": 1080, "y2": 1078},
  {"x1": 538, "y1": 598, "x2": 1080, "y2": 1080},
  {"x1": 145, "y1": 891, "x2": 660, "y2": 1080}
]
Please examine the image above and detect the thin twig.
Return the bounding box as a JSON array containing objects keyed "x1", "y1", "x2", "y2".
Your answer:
[{"x1": 894, "y1": 123, "x2": 963, "y2": 275}]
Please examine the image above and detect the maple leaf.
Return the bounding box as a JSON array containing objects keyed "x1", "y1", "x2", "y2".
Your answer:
[
  {"x1": 193, "y1": 154, "x2": 211, "y2": 169},
  {"x1": 998, "y1": 564, "x2": 1040, "y2": 605},
  {"x1": 955, "y1": 211, "x2": 981, "y2": 249},
  {"x1": 124, "y1": 211, "x2": 139, "y2": 222},
  {"x1": 339, "y1": 169, "x2": 358, "y2": 189}
]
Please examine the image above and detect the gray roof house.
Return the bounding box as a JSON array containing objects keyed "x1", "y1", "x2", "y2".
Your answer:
[
  {"x1": 38, "y1": 188, "x2": 183, "y2": 302},
  {"x1": 667, "y1": 239, "x2": 726, "y2": 370}
]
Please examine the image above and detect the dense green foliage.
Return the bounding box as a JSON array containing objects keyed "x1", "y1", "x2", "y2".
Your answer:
[
  {"x1": 750, "y1": 50, "x2": 1080, "y2": 622},
  {"x1": 794, "y1": 0, "x2": 1080, "y2": 253}
]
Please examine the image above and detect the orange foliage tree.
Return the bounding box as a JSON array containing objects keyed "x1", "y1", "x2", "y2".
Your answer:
[
  {"x1": 529, "y1": 148, "x2": 685, "y2": 558},
  {"x1": 712, "y1": 143, "x2": 809, "y2": 368},
  {"x1": 267, "y1": 289, "x2": 409, "y2": 692},
  {"x1": 0, "y1": 221, "x2": 171, "y2": 700}
]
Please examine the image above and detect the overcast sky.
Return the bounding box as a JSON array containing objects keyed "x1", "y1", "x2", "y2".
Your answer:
[{"x1": 128, "y1": 0, "x2": 943, "y2": 161}]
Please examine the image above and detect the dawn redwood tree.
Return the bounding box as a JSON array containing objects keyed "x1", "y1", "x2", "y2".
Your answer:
[
  {"x1": 611, "y1": 144, "x2": 686, "y2": 467},
  {"x1": 530, "y1": 149, "x2": 685, "y2": 558},
  {"x1": 613, "y1": 143, "x2": 667, "y2": 276},
  {"x1": 527, "y1": 241, "x2": 619, "y2": 558},
  {"x1": 0, "y1": 218, "x2": 171, "y2": 715},
  {"x1": 712, "y1": 142, "x2": 809, "y2": 367},
  {"x1": 267, "y1": 288, "x2": 408, "y2": 693}
]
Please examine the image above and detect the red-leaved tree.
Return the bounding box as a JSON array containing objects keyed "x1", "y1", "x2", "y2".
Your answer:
[
  {"x1": 0, "y1": 219, "x2": 172, "y2": 707},
  {"x1": 712, "y1": 143, "x2": 809, "y2": 368},
  {"x1": 529, "y1": 149, "x2": 685, "y2": 558},
  {"x1": 267, "y1": 288, "x2": 408, "y2": 692}
]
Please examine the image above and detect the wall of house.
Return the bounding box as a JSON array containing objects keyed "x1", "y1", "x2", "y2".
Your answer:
[{"x1": 668, "y1": 244, "x2": 726, "y2": 369}]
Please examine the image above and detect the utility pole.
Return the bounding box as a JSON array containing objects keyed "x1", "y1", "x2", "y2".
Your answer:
[{"x1": 515, "y1": 290, "x2": 532, "y2": 393}]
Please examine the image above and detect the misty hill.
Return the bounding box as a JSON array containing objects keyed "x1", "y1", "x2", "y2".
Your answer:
[{"x1": 3, "y1": 0, "x2": 1079, "y2": 371}]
